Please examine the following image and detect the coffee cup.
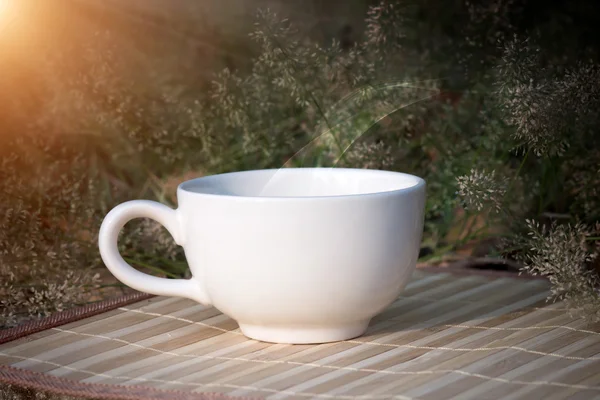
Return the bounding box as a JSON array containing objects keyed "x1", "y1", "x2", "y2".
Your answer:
[{"x1": 99, "y1": 168, "x2": 426, "y2": 344}]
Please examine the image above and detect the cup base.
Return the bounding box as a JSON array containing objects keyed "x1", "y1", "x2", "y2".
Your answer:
[{"x1": 238, "y1": 320, "x2": 370, "y2": 344}]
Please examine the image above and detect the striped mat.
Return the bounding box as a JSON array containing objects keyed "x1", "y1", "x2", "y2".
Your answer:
[{"x1": 2, "y1": 269, "x2": 600, "y2": 400}]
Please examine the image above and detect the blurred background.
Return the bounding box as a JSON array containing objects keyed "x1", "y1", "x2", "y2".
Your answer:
[{"x1": 1, "y1": 0, "x2": 600, "y2": 326}]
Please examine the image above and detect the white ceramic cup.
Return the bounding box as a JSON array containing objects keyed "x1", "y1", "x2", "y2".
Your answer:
[{"x1": 99, "y1": 168, "x2": 426, "y2": 344}]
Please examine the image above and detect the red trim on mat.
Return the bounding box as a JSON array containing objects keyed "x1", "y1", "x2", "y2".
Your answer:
[
  {"x1": 0, "y1": 292, "x2": 154, "y2": 346},
  {"x1": 418, "y1": 258, "x2": 547, "y2": 280},
  {"x1": 418, "y1": 265, "x2": 547, "y2": 280},
  {"x1": 0, "y1": 364, "x2": 258, "y2": 400}
]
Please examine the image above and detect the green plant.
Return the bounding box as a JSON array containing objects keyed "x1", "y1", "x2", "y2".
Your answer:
[{"x1": 513, "y1": 221, "x2": 600, "y2": 321}]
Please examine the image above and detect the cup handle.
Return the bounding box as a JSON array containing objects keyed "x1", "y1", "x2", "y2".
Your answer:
[{"x1": 98, "y1": 200, "x2": 210, "y2": 305}]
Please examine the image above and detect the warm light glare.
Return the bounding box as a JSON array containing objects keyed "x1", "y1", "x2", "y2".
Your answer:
[
  {"x1": 0, "y1": 0, "x2": 14, "y2": 23},
  {"x1": 0, "y1": 0, "x2": 21, "y2": 38},
  {"x1": 0, "y1": 0, "x2": 10, "y2": 15},
  {"x1": 1, "y1": 0, "x2": 21, "y2": 17}
]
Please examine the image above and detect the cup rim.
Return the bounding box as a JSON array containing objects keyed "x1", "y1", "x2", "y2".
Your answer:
[{"x1": 177, "y1": 167, "x2": 426, "y2": 200}]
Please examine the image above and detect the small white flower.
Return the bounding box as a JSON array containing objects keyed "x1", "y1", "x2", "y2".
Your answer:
[{"x1": 457, "y1": 168, "x2": 507, "y2": 212}]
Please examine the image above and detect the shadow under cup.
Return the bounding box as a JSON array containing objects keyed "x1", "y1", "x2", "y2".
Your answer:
[{"x1": 100, "y1": 168, "x2": 426, "y2": 344}]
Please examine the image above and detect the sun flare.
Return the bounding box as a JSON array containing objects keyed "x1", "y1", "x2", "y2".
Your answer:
[
  {"x1": 0, "y1": 0, "x2": 23, "y2": 38},
  {"x1": 0, "y1": 0, "x2": 9, "y2": 15},
  {"x1": 0, "y1": 0, "x2": 14, "y2": 22}
]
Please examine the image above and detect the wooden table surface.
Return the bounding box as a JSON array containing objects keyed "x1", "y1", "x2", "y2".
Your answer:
[{"x1": 2, "y1": 269, "x2": 600, "y2": 400}]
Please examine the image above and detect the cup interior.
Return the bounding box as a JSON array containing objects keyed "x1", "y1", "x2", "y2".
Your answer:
[{"x1": 179, "y1": 168, "x2": 424, "y2": 198}]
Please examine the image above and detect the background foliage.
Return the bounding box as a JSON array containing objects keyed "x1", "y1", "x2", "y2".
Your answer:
[{"x1": 1, "y1": 0, "x2": 599, "y2": 326}]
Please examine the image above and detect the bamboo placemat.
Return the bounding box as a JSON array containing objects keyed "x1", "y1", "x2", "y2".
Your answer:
[{"x1": 2, "y1": 269, "x2": 600, "y2": 400}]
